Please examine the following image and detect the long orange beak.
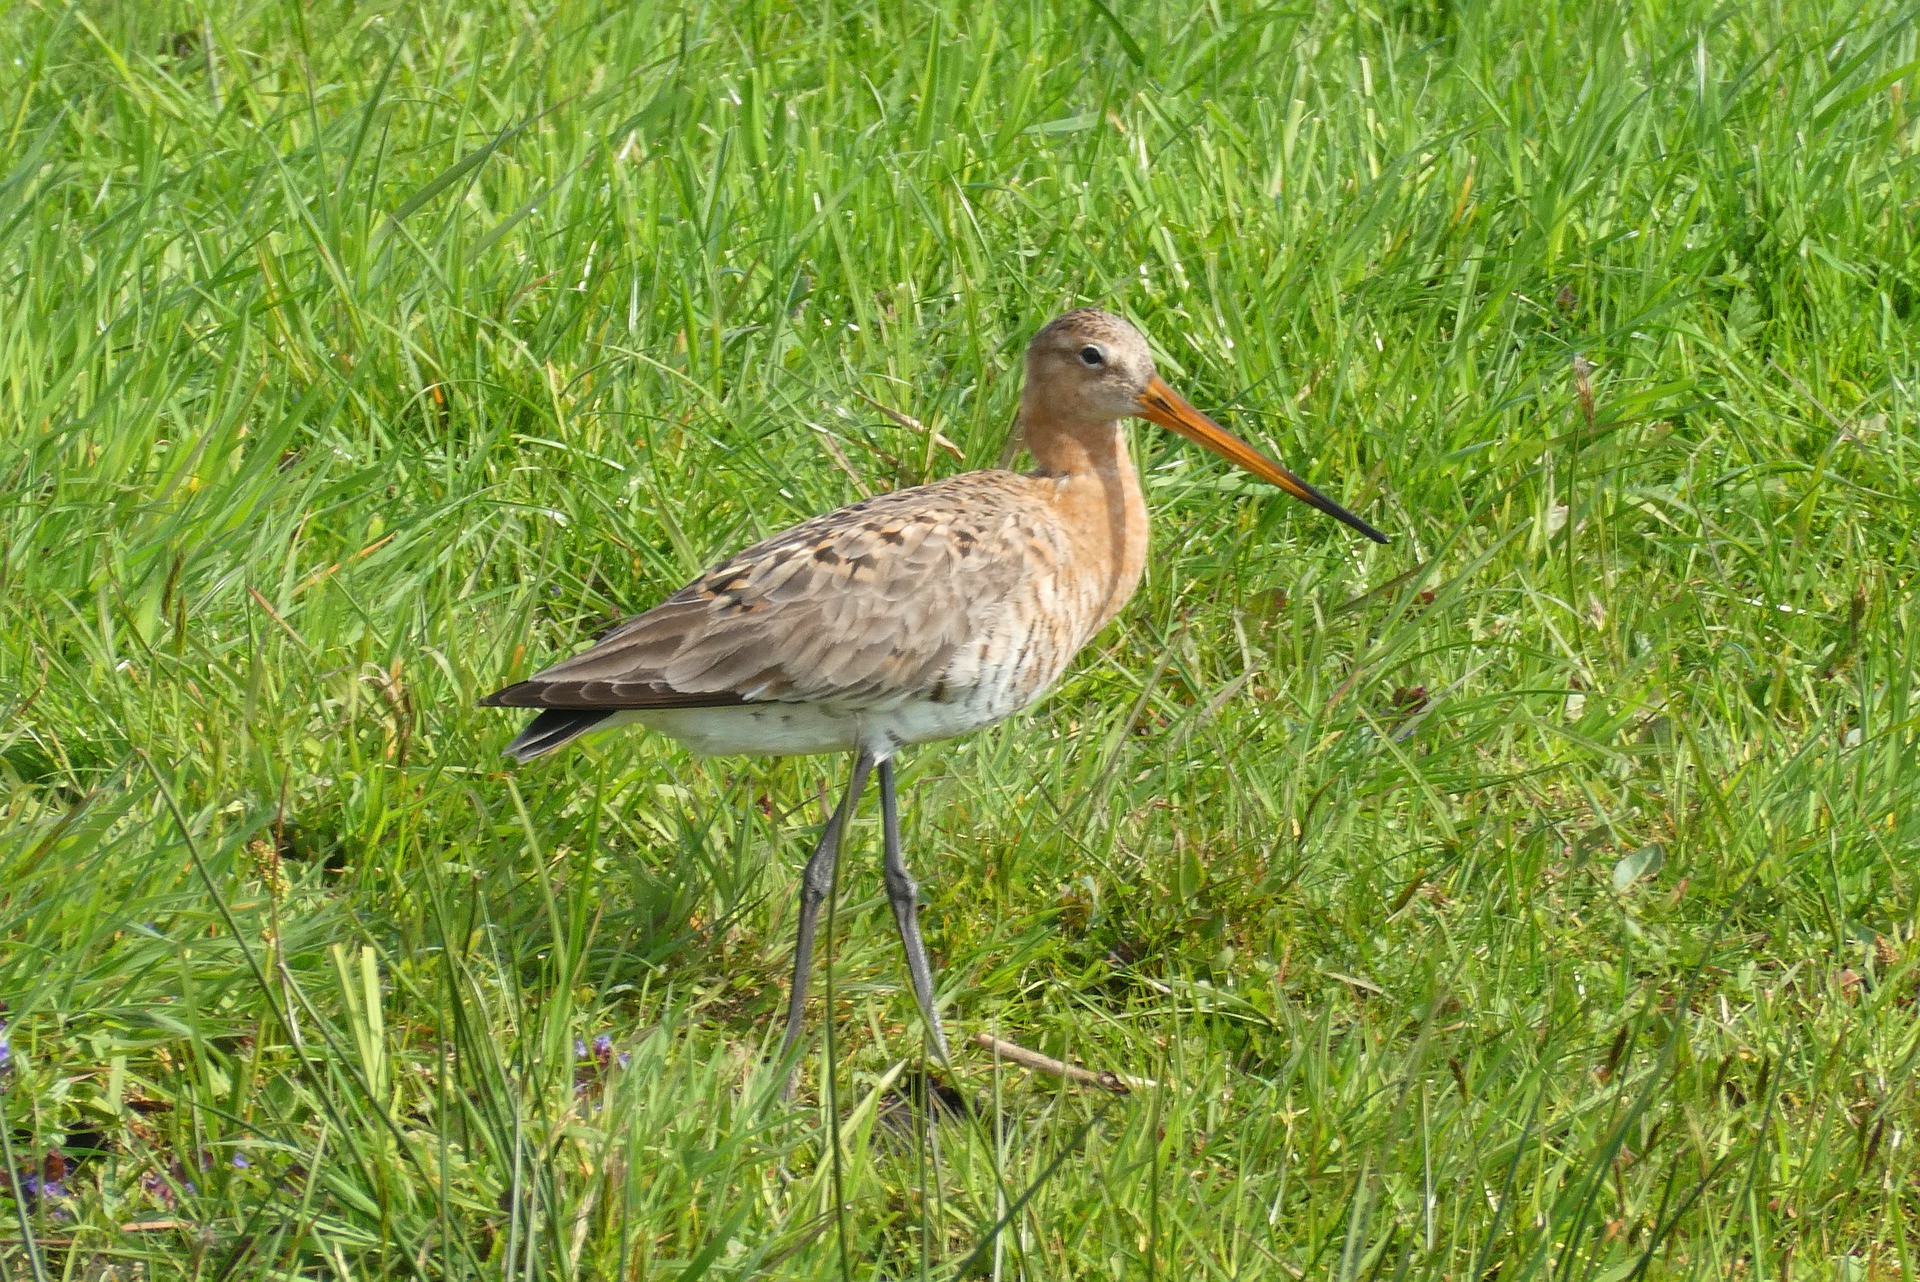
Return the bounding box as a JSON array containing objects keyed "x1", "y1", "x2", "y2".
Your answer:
[{"x1": 1136, "y1": 377, "x2": 1387, "y2": 544}]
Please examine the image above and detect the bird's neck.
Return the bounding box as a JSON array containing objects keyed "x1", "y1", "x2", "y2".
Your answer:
[
  {"x1": 1024, "y1": 417, "x2": 1149, "y2": 633},
  {"x1": 1024, "y1": 415, "x2": 1130, "y2": 479}
]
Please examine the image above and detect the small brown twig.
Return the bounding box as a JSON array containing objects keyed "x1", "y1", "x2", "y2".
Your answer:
[
  {"x1": 810, "y1": 426, "x2": 872, "y2": 497},
  {"x1": 856, "y1": 392, "x2": 965, "y2": 461},
  {"x1": 970, "y1": 1032, "x2": 1155, "y2": 1094}
]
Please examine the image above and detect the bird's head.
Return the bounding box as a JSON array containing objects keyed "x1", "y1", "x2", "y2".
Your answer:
[{"x1": 1020, "y1": 308, "x2": 1387, "y2": 543}]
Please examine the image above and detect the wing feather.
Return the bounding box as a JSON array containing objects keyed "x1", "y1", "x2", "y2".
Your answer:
[{"x1": 479, "y1": 472, "x2": 1049, "y2": 712}]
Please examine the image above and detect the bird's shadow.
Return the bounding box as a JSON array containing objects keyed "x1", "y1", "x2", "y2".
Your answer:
[{"x1": 871, "y1": 1069, "x2": 976, "y2": 1154}]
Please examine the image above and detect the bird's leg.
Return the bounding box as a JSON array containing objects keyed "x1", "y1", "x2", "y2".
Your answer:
[
  {"x1": 778, "y1": 750, "x2": 873, "y2": 1093},
  {"x1": 878, "y1": 758, "x2": 952, "y2": 1064}
]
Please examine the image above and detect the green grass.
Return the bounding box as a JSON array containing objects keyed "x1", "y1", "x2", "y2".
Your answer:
[{"x1": 2, "y1": 0, "x2": 1918, "y2": 1276}]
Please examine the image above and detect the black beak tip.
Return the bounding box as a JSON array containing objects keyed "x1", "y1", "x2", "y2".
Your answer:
[{"x1": 1323, "y1": 502, "x2": 1388, "y2": 545}]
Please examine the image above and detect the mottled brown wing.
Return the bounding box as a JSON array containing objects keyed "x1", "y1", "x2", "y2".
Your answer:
[{"x1": 479, "y1": 473, "x2": 1046, "y2": 711}]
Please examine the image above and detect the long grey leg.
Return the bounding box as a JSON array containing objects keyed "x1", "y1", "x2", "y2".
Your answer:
[
  {"x1": 878, "y1": 758, "x2": 952, "y2": 1063},
  {"x1": 779, "y1": 750, "x2": 873, "y2": 1092}
]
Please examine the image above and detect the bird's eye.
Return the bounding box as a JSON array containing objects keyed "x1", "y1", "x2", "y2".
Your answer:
[{"x1": 1079, "y1": 345, "x2": 1104, "y2": 367}]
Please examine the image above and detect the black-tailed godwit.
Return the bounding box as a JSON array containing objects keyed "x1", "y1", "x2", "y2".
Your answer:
[{"x1": 482, "y1": 308, "x2": 1386, "y2": 1080}]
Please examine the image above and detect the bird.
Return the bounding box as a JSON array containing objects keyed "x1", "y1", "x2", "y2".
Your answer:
[{"x1": 480, "y1": 308, "x2": 1386, "y2": 1079}]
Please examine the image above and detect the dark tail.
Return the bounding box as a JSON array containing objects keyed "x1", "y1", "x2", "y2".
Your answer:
[{"x1": 503, "y1": 710, "x2": 611, "y2": 762}]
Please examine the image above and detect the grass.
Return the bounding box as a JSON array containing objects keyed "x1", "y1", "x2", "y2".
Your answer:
[{"x1": 1, "y1": 0, "x2": 1918, "y2": 1275}]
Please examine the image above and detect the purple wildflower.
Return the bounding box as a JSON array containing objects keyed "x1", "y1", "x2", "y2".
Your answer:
[
  {"x1": 141, "y1": 1169, "x2": 177, "y2": 1209},
  {"x1": 10, "y1": 1174, "x2": 66, "y2": 1207},
  {"x1": 165, "y1": 1157, "x2": 198, "y2": 1197},
  {"x1": 231, "y1": 1154, "x2": 250, "y2": 1169},
  {"x1": 592, "y1": 1034, "x2": 613, "y2": 1068}
]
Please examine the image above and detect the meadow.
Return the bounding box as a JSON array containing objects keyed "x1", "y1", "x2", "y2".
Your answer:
[{"x1": 2, "y1": 0, "x2": 1918, "y2": 1276}]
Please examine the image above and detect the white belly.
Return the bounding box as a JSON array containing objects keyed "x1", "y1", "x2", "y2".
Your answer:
[{"x1": 601, "y1": 689, "x2": 1035, "y2": 758}]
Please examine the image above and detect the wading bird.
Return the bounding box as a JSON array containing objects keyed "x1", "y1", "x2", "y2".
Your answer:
[{"x1": 481, "y1": 309, "x2": 1385, "y2": 1077}]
